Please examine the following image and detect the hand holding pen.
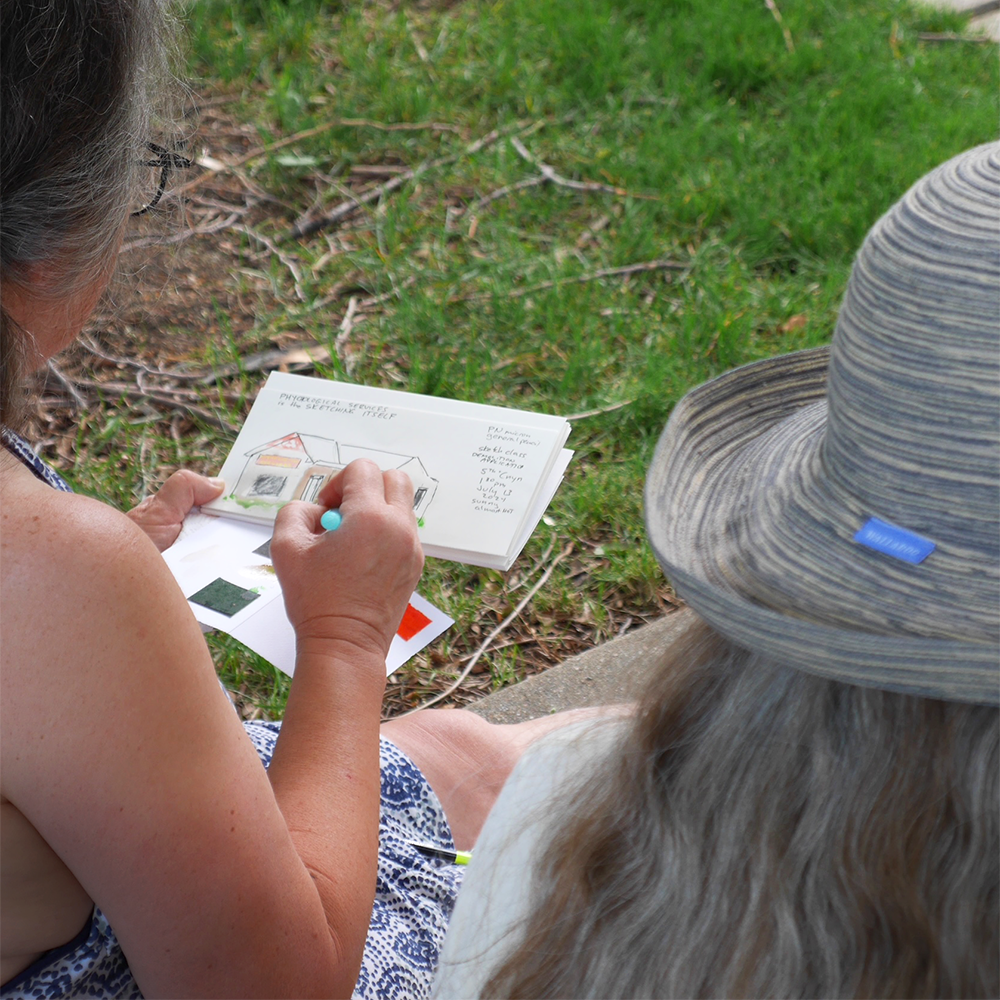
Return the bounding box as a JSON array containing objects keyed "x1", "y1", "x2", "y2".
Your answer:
[{"x1": 270, "y1": 459, "x2": 424, "y2": 661}]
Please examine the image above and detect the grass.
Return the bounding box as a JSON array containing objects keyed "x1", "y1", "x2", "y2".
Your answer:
[{"x1": 43, "y1": 0, "x2": 997, "y2": 717}]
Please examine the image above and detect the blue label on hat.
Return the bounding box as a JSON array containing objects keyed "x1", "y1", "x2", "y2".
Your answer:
[{"x1": 853, "y1": 517, "x2": 935, "y2": 564}]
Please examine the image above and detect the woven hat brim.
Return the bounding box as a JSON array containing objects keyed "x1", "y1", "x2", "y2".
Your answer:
[{"x1": 645, "y1": 347, "x2": 1000, "y2": 706}]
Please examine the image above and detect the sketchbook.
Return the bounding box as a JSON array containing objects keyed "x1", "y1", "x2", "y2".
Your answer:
[
  {"x1": 200, "y1": 371, "x2": 574, "y2": 571},
  {"x1": 162, "y1": 514, "x2": 452, "y2": 677}
]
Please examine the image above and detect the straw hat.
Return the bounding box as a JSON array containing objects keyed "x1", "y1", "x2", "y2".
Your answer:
[{"x1": 644, "y1": 143, "x2": 999, "y2": 705}]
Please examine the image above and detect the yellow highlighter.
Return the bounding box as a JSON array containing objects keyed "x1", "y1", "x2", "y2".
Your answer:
[{"x1": 408, "y1": 840, "x2": 473, "y2": 865}]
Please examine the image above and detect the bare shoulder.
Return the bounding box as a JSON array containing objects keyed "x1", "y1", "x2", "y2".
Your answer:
[
  {"x1": 3, "y1": 472, "x2": 148, "y2": 583},
  {"x1": 0, "y1": 467, "x2": 223, "y2": 750},
  {"x1": 1, "y1": 473, "x2": 179, "y2": 664}
]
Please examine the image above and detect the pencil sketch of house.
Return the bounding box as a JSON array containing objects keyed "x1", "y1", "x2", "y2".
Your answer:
[{"x1": 234, "y1": 432, "x2": 439, "y2": 517}]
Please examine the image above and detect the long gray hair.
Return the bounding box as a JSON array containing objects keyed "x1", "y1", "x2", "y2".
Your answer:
[
  {"x1": 483, "y1": 618, "x2": 999, "y2": 998},
  {"x1": 0, "y1": 0, "x2": 175, "y2": 428}
]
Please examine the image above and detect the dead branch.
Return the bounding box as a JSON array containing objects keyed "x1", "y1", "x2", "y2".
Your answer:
[
  {"x1": 174, "y1": 118, "x2": 461, "y2": 202},
  {"x1": 79, "y1": 335, "x2": 208, "y2": 382},
  {"x1": 565, "y1": 398, "x2": 635, "y2": 421},
  {"x1": 473, "y1": 175, "x2": 548, "y2": 210},
  {"x1": 287, "y1": 122, "x2": 531, "y2": 241},
  {"x1": 236, "y1": 224, "x2": 307, "y2": 301},
  {"x1": 449, "y1": 257, "x2": 687, "y2": 305},
  {"x1": 191, "y1": 92, "x2": 245, "y2": 111},
  {"x1": 399, "y1": 542, "x2": 575, "y2": 714},
  {"x1": 510, "y1": 136, "x2": 657, "y2": 199},
  {"x1": 46, "y1": 359, "x2": 87, "y2": 410},
  {"x1": 65, "y1": 378, "x2": 239, "y2": 433},
  {"x1": 406, "y1": 18, "x2": 438, "y2": 81},
  {"x1": 334, "y1": 296, "x2": 361, "y2": 374},
  {"x1": 765, "y1": 0, "x2": 796, "y2": 53},
  {"x1": 119, "y1": 210, "x2": 245, "y2": 254},
  {"x1": 575, "y1": 213, "x2": 612, "y2": 249}
]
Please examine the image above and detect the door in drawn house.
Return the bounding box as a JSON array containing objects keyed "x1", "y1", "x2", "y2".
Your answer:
[{"x1": 301, "y1": 473, "x2": 326, "y2": 503}]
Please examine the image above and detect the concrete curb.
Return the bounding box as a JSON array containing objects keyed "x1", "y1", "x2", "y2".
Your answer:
[
  {"x1": 921, "y1": 0, "x2": 999, "y2": 40},
  {"x1": 467, "y1": 609, "x2": 695, "y2": 723}
]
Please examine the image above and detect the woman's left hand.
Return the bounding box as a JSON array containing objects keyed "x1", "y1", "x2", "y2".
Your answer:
[{"x1": 126, "y1": 470, "x2": 226, "y2": 551}]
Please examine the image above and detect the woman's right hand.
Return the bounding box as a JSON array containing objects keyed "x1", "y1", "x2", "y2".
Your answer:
[{"x1": 269, "y1": 459, "x2": 424, "y2": 663}]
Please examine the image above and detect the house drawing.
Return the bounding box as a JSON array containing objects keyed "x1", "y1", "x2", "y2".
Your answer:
[{"x1": 234, "y1": 432, "x2": 439, "y2": 518}]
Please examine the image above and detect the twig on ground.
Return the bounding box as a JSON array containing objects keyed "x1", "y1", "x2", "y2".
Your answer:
[
  {"x1": 119, "y1": 210, "x2": 245, "y2": 254},
  {"x1": 334, "y1": 296, "x2": 361, "y2": 375},
  {"x1": 449, "y1": 257, "x2": 688, "y2": 305},
  {"x1": 505, "y1": 537, "x2": 557, "y2": 593},
  {"x1": 406, "y1": 18, "x2": 438, "y2": 81},
  {"x1": 236, "y1": 225, "x2": 307, "y2": 301},
  {"x1": 765, "y1": 0, "x2": 796, "y2": 52},
  {"x1": 510, "y1": 136, "x2": 650, "y2": 199},
  {"x1": 575, "y1": 213, "x2": 612, "y2": 249},
  {"x1": 197, "y1": 342, "x2": 330, "y2": 382},
  {"x1": 565, "y1": 399, "x2": 635, "y2": 421},
  {"x1": 46, "y1": 360, "x2": 87, "y2": 410},
  {"x1": 473, "y1": 175, "x2": 548, "y2": 210},
  {"x1": 78, "y1": 335, "x2": 208, "y2": 382},
  {"x1": 138, "y1": 431, "x2": 154, "y2": 500},
  {"x1": 192, "y1": 92, "x2": 245, "y2": 111},
  {"x1": 178, "y1": 118, "x2": 461, "y2": 197},
  {"x1": 398, "y1": 543, "x2": 574, "y2": 715},
  {"x1": 287, "y1": 121, "x2": 531, "y2": 241},
  {"x1": 68, "y1": 378, "x2": 239, "y2": 433}
]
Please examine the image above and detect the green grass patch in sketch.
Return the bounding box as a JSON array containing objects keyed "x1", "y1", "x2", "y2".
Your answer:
[{"x1": 189, "y1": 578, "x2": 261, "y2": 617}]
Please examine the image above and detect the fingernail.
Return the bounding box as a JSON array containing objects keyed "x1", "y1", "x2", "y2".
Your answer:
[{"x1": 209, "y1": 477, "x2": 226, "y2": 489}]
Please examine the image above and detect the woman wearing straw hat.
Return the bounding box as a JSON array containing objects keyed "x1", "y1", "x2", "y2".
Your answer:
[{"x1": 432, "y1": 143, "x2": 999, "y2": 999}]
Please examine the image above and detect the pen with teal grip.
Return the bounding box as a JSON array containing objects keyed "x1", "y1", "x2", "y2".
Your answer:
[{"x1": 408, "y1": 840, "x2": 473, "y2": 865}]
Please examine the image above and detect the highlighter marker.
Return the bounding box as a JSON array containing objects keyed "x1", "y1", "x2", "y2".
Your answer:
[{"x1": 407, "y1": 840, "x2": 473, "y2": 865}]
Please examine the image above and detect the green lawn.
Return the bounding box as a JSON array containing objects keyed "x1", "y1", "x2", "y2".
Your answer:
[{"x1": 53, "y1": 0, "x2": 997, "y2": 716}]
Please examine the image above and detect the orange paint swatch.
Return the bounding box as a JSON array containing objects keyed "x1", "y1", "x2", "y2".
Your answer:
[{"x1": 397, "y1": 602, "x2": 432, "y2": 641}]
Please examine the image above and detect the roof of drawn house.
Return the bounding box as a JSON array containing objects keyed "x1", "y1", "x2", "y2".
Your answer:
[
  {"x1": 246, "y1": 433, "x2": 341, "y2": 465},
  {"x1": 246, "y1": 435, "x2": 433, "y2": 479},
  {"x1": 339, "y1": 447, "x2": 431, "y2": 478}
]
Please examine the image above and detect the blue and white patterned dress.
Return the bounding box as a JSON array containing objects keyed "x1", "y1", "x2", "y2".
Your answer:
[{"x1": 1, "y1": 430, "x2": 464, "y2": 1000}]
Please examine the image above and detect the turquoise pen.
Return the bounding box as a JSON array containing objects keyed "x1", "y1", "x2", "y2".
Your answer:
[{"x1": 408, "y1": 840, "x2": 473, "y2": 865}]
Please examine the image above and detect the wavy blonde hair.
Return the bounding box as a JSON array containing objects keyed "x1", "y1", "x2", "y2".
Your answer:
[{"x1": 483, "y1": 619, "x2": 999, "y2": 998}]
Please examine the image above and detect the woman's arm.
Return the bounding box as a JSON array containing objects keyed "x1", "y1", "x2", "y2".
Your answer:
[
  {"x1": 0, "y1": 460, "x2": 421, "y2": 998},
  {"x1": 266, "y1": 460, "x2": 424, "y2": 984}
]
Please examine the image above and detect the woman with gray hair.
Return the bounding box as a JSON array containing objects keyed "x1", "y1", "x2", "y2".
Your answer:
[
  {"x1": 433, "y1": 143, "x2": 1000, "y2": 999},
  {"x1": 0, "y1": 3, "x2": 589, "y2": 998}
]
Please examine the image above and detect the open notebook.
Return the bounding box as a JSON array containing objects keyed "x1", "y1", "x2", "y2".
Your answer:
[
  {"x1": 164, "y1": 372, "x2": 572, "y2": 675},
  {"x1": 202, "y1": 371, "x2": 573, "y2": 571}
]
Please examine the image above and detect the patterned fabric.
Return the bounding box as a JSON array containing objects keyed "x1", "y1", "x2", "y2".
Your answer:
[
  {"x1": 2, "y1": 732, "x2": 463, "y2": 1000},
  {"x1": 1, "y1": 429, "x2": 73, "y2": 492},
  {"x1": 247, "y1": 726, "x2": 465, "y2": 1000},
  {"x1": 1, "y1": 442, "x2": 463, "y2": 1000}
]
